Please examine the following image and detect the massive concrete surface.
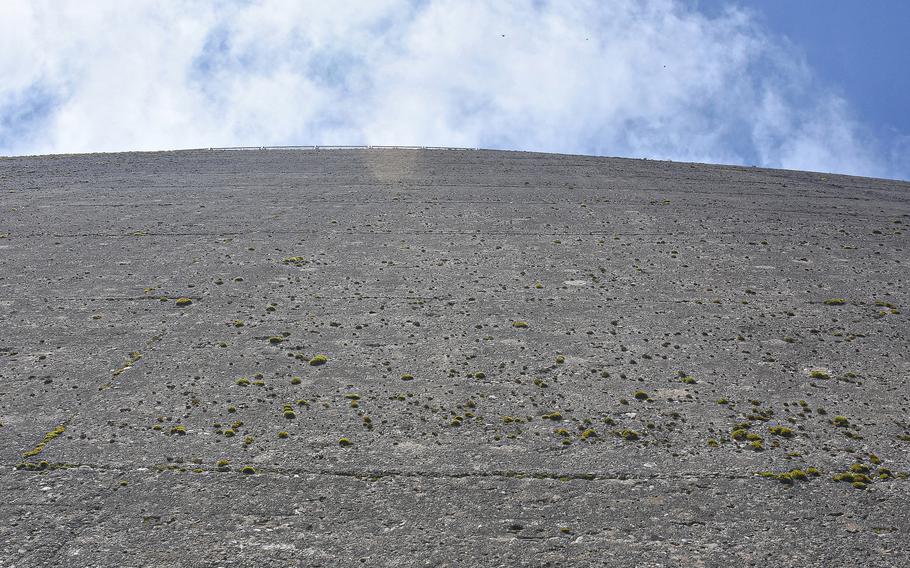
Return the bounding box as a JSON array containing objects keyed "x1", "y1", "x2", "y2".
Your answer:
[{"x1": 0, "y1": 148, "x2": 909, "y2": 567}]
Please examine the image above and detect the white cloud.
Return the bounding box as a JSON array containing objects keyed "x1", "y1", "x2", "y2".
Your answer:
[{"x1": 0, "y1": 0, "x2": 904, "y2": 179}]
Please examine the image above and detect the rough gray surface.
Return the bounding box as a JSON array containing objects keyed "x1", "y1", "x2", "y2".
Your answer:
[{"x1": 1, "y1": 148, "x2": 909, "y2": 567}]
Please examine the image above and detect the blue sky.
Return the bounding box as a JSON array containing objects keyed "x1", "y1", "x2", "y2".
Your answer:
[
  {"x1": 731, "y1": 0, "x2": 910, "y2": 137},
  {"x1": 0, "y1": 0, "x2": 907, "y2": 180},
  {"x1": 696, "y1": 0, "x2": 910, "y2": 174}
]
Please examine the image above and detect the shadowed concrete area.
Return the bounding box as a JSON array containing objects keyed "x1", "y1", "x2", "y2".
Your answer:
[{"x1": 1, "y1": 148, "x2": 909, "y2": 566}]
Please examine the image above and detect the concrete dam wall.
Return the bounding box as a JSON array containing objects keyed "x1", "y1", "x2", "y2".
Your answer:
[{"x1": 1, "y1": 148, "x2": 909, "y2": 565}]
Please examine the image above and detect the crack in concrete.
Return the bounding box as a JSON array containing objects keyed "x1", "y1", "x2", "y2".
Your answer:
[
  {"x1": 17, "y1": 460, "x2": 903, "y2": 487},
  {"x1": 1, "y1": 229, "x2": 851, "y2": 239}
]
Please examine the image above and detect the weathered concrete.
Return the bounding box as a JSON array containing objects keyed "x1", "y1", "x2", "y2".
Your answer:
[{"x1": 0, "y1": 148, "x2": 908, "y2": 566}]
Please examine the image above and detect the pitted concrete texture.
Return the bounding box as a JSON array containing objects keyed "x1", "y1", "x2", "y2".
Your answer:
[{"x1": 1, "y1": 148, "x2": 909, "y2": 567}]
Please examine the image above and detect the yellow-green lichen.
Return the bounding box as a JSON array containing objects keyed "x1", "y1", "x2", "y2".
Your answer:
[{"x1": 22, "y1": 424, "x2": 66, "y2": 458}]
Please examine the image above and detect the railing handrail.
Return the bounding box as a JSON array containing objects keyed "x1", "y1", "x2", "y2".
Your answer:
[{"x1": 206, "y1": 145, "x2": 480, "y2": 151}]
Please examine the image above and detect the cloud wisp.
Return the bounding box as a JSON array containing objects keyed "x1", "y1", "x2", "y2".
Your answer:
[{"x1": 0, "y1": 0, "x2": 905, "y2": 179}]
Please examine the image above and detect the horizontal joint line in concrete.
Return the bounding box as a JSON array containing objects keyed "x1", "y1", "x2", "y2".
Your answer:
[
  {"x1": 11, "y1": 230, "x2": 800, "y2": 238},
  {"x1": 8, "y1": 461, "x2": 765, "y2": 483}
]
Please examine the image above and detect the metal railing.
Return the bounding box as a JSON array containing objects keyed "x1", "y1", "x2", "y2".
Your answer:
[{"x1": 207, "y1": 145, "x2": 480, "y2": 151}]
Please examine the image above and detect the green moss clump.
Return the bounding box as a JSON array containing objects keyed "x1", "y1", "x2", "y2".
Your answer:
[
  {"x1": 309, "y1": 354, "x2": 328, "y2": 366},
  {"x1": 240, "y1": 466, "x2": 256, "y2": 475},
  {"x1": 338, "y1": 438, "x2": 353, "y2": 447},
  {"x1": 809, "y1": 370, "x2": 831, "y2": 380},
  {"x1": 224, "y1": 429, "x2": 235, "y2": 437},
  {"x1": 170, "y1": 425, "x2": 187, "y2": 435},
  {"x1": 618, "y1": 429, "x2": 639, "y2": 441},
  {"x1": 680, "y1": 376, "x2": 697, "y2": 384},
  {"x1": 278, "y1": 431, "x2": 289, "y2": 439},
  {"x1": 268, "y1": 336, "x2": 284, "y2": 344},
  {"x1": 633, "y1": 390, "x2": 649, "y2": 401},
  {"x1": 46, "y1": 425, "x2": 65, "y2": 442},
  {"x1": 290, "y1": 377, "x2": 301, "y2": 385},
  {"x1": 769, "y1": 425, "x2": 794, "y2": 437},
  {"x1": 581, "y1": 429, "x2": 596, "y2": 439},
  {"x1": 542, "y1": 411, "x2": 563, "y2": 421},
  {"x1": 763, "y1": 468, "x2": 816, "y2": 484},
  {"x1": 832, "y1": 415, "x2": 850, "y2": 427},
  {"x1": 236, "y1": 378, "x2": 250, "y2": 386},
  {"x1": 555, "y1": 355, "x2": 566, "y2": 364},
  {"x1": 833, "y1": 472, "x2": 872, "y2": 484},
  {"x1": 823, "y1": 298, "x2": 846, "y2": 306},
  {"x1": 777, "y1": 472, "x2": 794, "y2": 484},
  {"x1": 512, "y1": 321, "x2": 529, "y2": 328},
  {"x1": 401, "y1": 373, "x2": 414, "y2": 381},
  {"x1": 175, "y1": 297, "x2": 193, "y2": 306}
]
